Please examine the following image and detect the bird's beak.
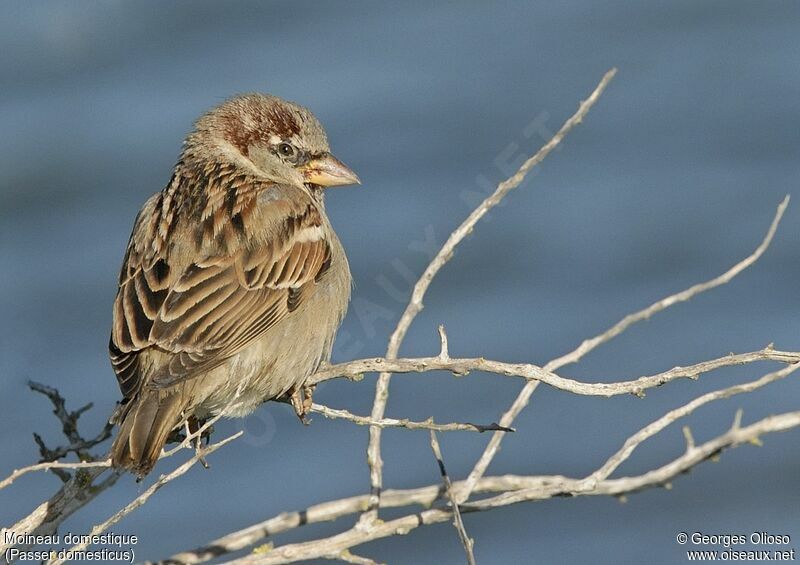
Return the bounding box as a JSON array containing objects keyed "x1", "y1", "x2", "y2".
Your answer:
[{"x1": 300, "y1": 152, "x2": 361, "y2": 187}]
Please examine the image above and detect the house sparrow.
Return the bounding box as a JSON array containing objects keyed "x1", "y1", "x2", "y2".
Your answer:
[{"x1": 108, "y1": 94, "x2": 358, "y2": 477}]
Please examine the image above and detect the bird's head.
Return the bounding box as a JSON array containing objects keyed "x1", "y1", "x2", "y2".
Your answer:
[{"x1": 187, "y1": 93, "x2": 360, "y2": 190}]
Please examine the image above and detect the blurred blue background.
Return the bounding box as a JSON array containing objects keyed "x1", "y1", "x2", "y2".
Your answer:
[{"x1": 1, "y1": 1, "x2": 799, "y2": 563}]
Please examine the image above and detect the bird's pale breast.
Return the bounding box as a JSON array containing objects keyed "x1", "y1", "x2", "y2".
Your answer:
[{"x1": 193, "y1": 213, "x2": 351, "y2": 418}]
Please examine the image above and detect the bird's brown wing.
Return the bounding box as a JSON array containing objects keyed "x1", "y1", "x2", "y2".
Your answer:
[{"x1": 109, "y1": 190, "x2": 332, "y2": 398}]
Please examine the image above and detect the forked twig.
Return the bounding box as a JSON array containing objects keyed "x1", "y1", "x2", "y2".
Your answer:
[{"x1": 362, "y1": 67, "x2": 619, "y2": 521}]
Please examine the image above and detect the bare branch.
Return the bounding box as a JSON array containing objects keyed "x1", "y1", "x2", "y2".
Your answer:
[
  {"x1": 165, "y1": 357, "x2": 799, "y2": 565},
  {"x1": 1, "y1": 407, "x2": 229, "y2": 492},
  {"x1": 46, "y1": 430, "x2": 243, "y2": 565},
  {"x1": 1, "y1": 467, "x2": 122, "y2": 556},
  {"x1": 473, "y1": 410, "x2": 800, "y2": 509},
  {"x1": 0, "y1": 459, "x2": 111, "y2": 491},
  {"x1": 2, "y1": 408, "x2": 238, "y2": 557},
  {"x1": 583, "y1": 362, "x2": 800, "y2": 485},
  {"x1": 0, "y1": 384, "x2": 123, "y2": 555},
  {"x1": 157, "y1": 475, "x2": 562, "y2": 564},
  {"x1": 429, "y1": 431, "x2": 476, "y2": 565},
  {"x1": 457, "y1": 195, "x2": 790, "y2": 502},
  {"x1": 311, "y1": 403, "x2": 513, "y2": 434},
  {"x1": 362, "y1": 67, "x2": 619, "y2": 521},
  {"x1": 208, "y1": 405, "x2": 799, "y2": 564},
  {"x1": 14, "y1": 336, "x2": 775, "y2": 494},
  {"x1": 311, "y1": 347, "x2": 800, "y2": 396},
  {"x1": 26, "y1": 380, "x2": 113, "y2": 485}
]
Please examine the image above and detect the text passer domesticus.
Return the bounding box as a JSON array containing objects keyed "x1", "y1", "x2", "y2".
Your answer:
[{"x1": 109, "y1": 94, "x2": 358, "y2": 477}]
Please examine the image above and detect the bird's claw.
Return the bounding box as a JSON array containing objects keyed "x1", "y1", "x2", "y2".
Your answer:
[
  {"x1": 184, "y1": 416, "x2": 211, "y2": 469},
  {"x1": 289, "y1": 383, "x2": 316, "y2": 425}
]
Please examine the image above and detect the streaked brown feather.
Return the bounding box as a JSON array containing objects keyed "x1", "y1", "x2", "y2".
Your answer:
[{"x1": 109, "y1": 173, "x2": 332, "y2": 396}]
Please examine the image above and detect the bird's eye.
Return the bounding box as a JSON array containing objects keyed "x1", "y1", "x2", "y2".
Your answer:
[{"x1": 278, "y1": 143, "x2": 295, "y2": 157}]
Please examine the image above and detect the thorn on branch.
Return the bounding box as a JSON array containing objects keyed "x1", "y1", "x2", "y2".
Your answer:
[
  {"x1": 731, "y1": 408, "x2": 743, "y2": 431},
  {"x1": 682, "y1": 426, "x2": 696, "y2": 452},
  {"x1": 437, "y1": 325, "x2": 450, "y2": 361}
]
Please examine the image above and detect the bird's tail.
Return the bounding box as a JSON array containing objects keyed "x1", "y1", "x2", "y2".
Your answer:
[{"x1": 110, "y1": 392, "x2": 187, "y2": 478}]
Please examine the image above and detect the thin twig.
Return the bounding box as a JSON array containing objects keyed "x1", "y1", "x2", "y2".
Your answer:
[
  {"x1": 26, "y1": 380, "x2": 114, "y2": 485},
  {"x1": 312, "y1": 404, "x2": 513, "y2": 433},
  {"x1": 473, "y1": 410, "x2": 800, "y2": 509},
  {"x1": 0, "y1": 459, "x2": 111, "y2": 490},
  {"x1": 429, "y1": 431, "x2": 476, "y2": 565},
  {"x1": 549, "y1": 196, "x2": 789, "y2": 371},
  {"x1": 1, "y1": 408, "x2": 228, "y2": 491},
  {"x1": 27, "y1": 381, "x2": 104, "y2": 454},
  {"x1": 583, "y1": 362, "x2": 799, "y2": 486},
  {"x1": 46, "y1": 430, "x2": 243, "y2": 565},
  {"x1": 457, "y1": 195, "x2": 790, "y2": 502},
  {"x1": 361, "y1": 67, "x2": 619, "y2": 521}
]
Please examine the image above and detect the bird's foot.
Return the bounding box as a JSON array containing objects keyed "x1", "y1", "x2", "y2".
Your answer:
[
  {"x1": 288, "y1": 383, "x2": 315, "y2": 425},
  {"x1": 195, "y1": 440, "x2": 210, "y2": 469},
  {"x1": 302, "y1": 383, "x2": 315, "y2": 418},
  {"x1": 169, "y1": 415, "x2": 214, "y2": 445},
  {"x1": 185, "y1": 416, "x2": 211, "y2": 469}
]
